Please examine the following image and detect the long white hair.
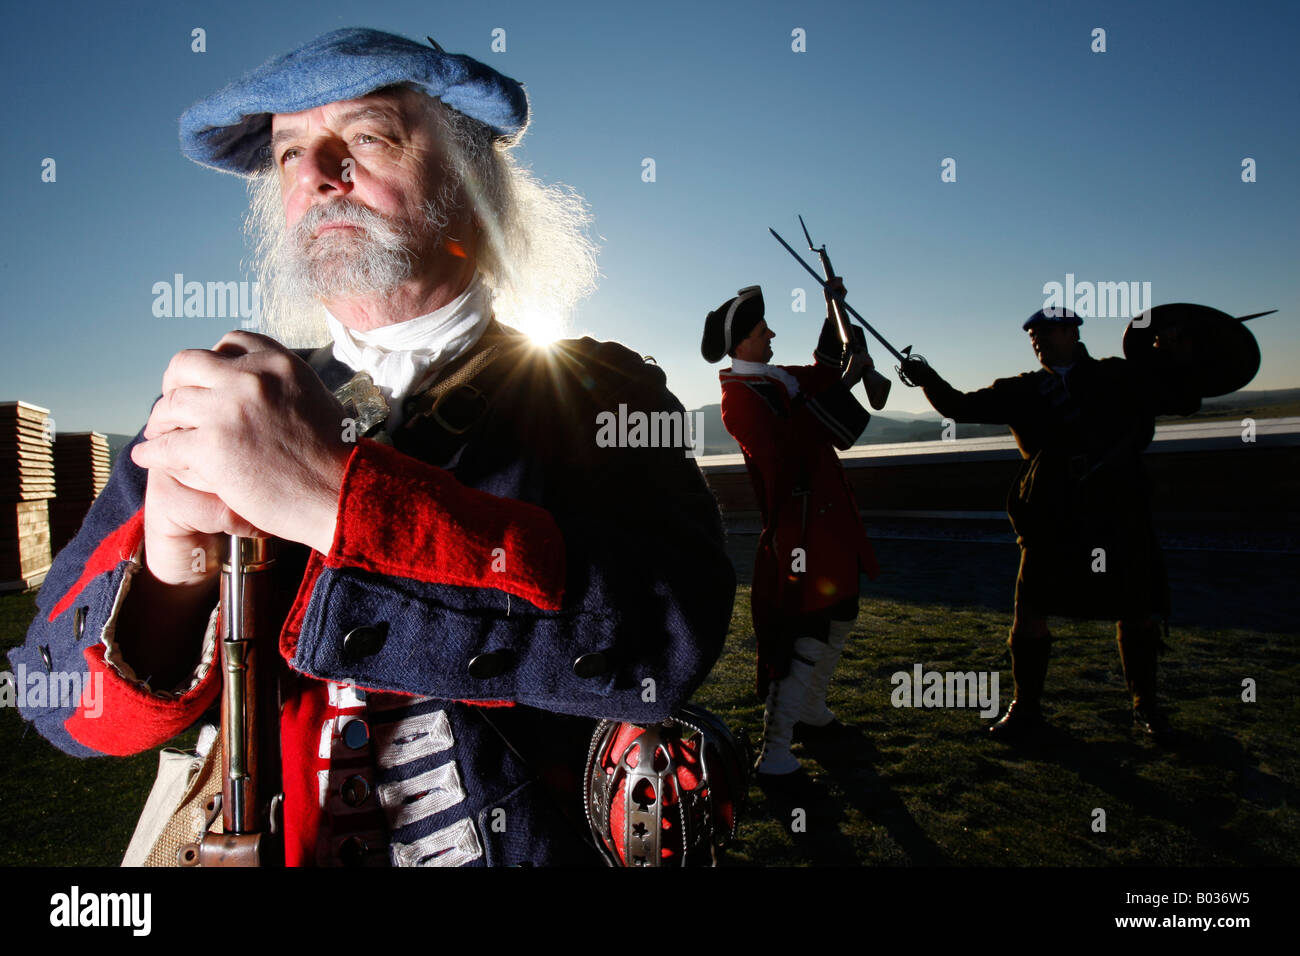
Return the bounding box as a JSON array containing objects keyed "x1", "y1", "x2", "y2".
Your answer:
[{"x1": 245, "y1": 95, "x2": 599, "y2": 346}]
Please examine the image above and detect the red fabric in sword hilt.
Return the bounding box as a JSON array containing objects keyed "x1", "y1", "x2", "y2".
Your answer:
[{"x1": 583, "y1": 705, "x2": 748, "y2": 867}]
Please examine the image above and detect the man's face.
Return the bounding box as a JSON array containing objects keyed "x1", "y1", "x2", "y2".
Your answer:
[
  {"x1": 1028, "y1": 323, "x2": 1078, "y2": 368},
  {"x1": 269, "y1": 88, "x2": 469, "y2": 299},
  {"x1": 732, "y1": 319, "x2": 775, "y2": 363}
]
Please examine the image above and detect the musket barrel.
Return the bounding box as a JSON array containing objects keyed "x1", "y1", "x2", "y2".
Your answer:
[
  {"x1": 218, "y1": 535, "x2": 278, "y2": 839},
  {"x1": 789, "y1": 219, "x2": 894, "y2": 409},
  {"x1": 770, "y1": 227, "x2": 907, "y2": 363}
]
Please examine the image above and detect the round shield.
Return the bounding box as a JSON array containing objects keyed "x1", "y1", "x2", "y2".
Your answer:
[{"x1": 1124, "y1": 303, "x2": 1261, "y2": 398}]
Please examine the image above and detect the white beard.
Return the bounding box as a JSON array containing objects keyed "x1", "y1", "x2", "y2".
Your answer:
[{"x1": 276, "y1": 198, "x2": 452, "y2": 301}]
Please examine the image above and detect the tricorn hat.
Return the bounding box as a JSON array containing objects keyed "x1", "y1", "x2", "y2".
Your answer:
[{"x1": 702, "y1": 286, "x2": 764, "y2": 363}]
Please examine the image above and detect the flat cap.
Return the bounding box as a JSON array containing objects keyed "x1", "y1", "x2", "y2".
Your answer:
[
  {"x1": 179, "y1": 27, "x2": 529, "y2": 176},
  {"x1": 1023, "y1": 307, "x2": 1083, "y2": 331}
]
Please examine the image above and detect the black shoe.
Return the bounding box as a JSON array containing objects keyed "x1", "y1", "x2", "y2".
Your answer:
[
  {"x1": 987, "y1": 699, "x2": 1045, "y2": 741},
  {"x1": 754, "y1": 764, "x2": 812, "y2": 791},
  {"x1": 792, "y1": 718, "x2": 845, "y2": 744},
  {"x1": 1133, "y1": 705, "x2": 1175, "y2": 744}
]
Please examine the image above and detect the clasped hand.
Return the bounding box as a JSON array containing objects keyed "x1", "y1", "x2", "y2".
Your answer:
[{"x1": 130, "y1": 331, "x2": 353, "y2": 584}]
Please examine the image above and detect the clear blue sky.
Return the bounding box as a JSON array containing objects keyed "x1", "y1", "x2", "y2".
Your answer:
[{"x1": 3, "y1": 0, "x2": 1296, "y2": 434}]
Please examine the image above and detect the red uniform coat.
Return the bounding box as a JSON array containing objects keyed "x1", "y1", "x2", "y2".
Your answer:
[{"x1": 720, "y1": 360, "x2": 879, "y2": 694}]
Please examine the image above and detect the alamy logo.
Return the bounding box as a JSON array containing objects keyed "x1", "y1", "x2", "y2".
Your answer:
[
  {"x1": 890, "y1": 664, "x2": 1000, "y2": 717},
  {"x1": 152, "y1": 273, "x2": 261, "y2": 328},
  {"x1": 595, "y1": 403, "x2": 704, "y2": 459},
  {"x1": 1042, "y1": 273, "x2": 1152, "y2": 322},
  {"x1": 49, "y1": 886, "x2": 151, "y2": 936},
  {"x1": 0, "y1": 664, "x2": 103, "y2": 718}
]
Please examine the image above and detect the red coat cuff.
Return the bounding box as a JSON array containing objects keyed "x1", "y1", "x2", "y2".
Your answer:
[
  {"x1": 324, "y1": 439, "x2": 566, "y2": 611},
  {"x1": 64, "y1": 644, "x2": 220, "y2": 756}
]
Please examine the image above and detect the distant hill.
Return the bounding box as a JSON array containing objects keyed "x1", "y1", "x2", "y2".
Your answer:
[
  {"x1": 1158, "y1": 389, "x2": 1300, "y2": 425},
  {"x1": 693, "y1": 404, "x2": 1002, "y2": 454},
  {"x1": 98, "y1": 387, "x2": 1300, "y2": 465},
  {"x1": 694, "y1": 387, "x2": 1300, "y2": 456}
]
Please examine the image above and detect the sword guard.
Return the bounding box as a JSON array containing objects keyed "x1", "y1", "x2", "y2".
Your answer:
[{"x1": 896, "y1": 350, "x2": 930, "y2": 388}]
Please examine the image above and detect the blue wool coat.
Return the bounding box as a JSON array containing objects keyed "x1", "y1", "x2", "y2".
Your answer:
[{"x1": 9, "y1": 326, "x2": 735, "y2": 866}]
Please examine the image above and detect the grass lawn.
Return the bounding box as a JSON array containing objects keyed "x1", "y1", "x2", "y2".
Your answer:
[
  {"x1": 2, "y1": 532, "x2": 1296, "y2": 866},
  {"x1": 696, "y1": 535, "x2": 1299, "y2": 866},
  {"x1": 0, "y1": 589, "x2": 199, "y2": 867}
]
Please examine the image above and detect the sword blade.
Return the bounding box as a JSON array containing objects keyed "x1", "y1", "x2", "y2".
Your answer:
[
  {"x1": 768, "y1": 227, "x2": 906, "y2": 362},
  {"x1": 798, "y1": 214, "x2": 815, "y2": 250}
]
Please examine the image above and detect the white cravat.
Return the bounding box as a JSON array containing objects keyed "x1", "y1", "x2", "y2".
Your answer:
[
  {"x1": 730, "y1": 358, "x2": 801, "y2": 398},
  {"x1": 325, "y1": 275, "x2": 492, "y2": 430}
]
